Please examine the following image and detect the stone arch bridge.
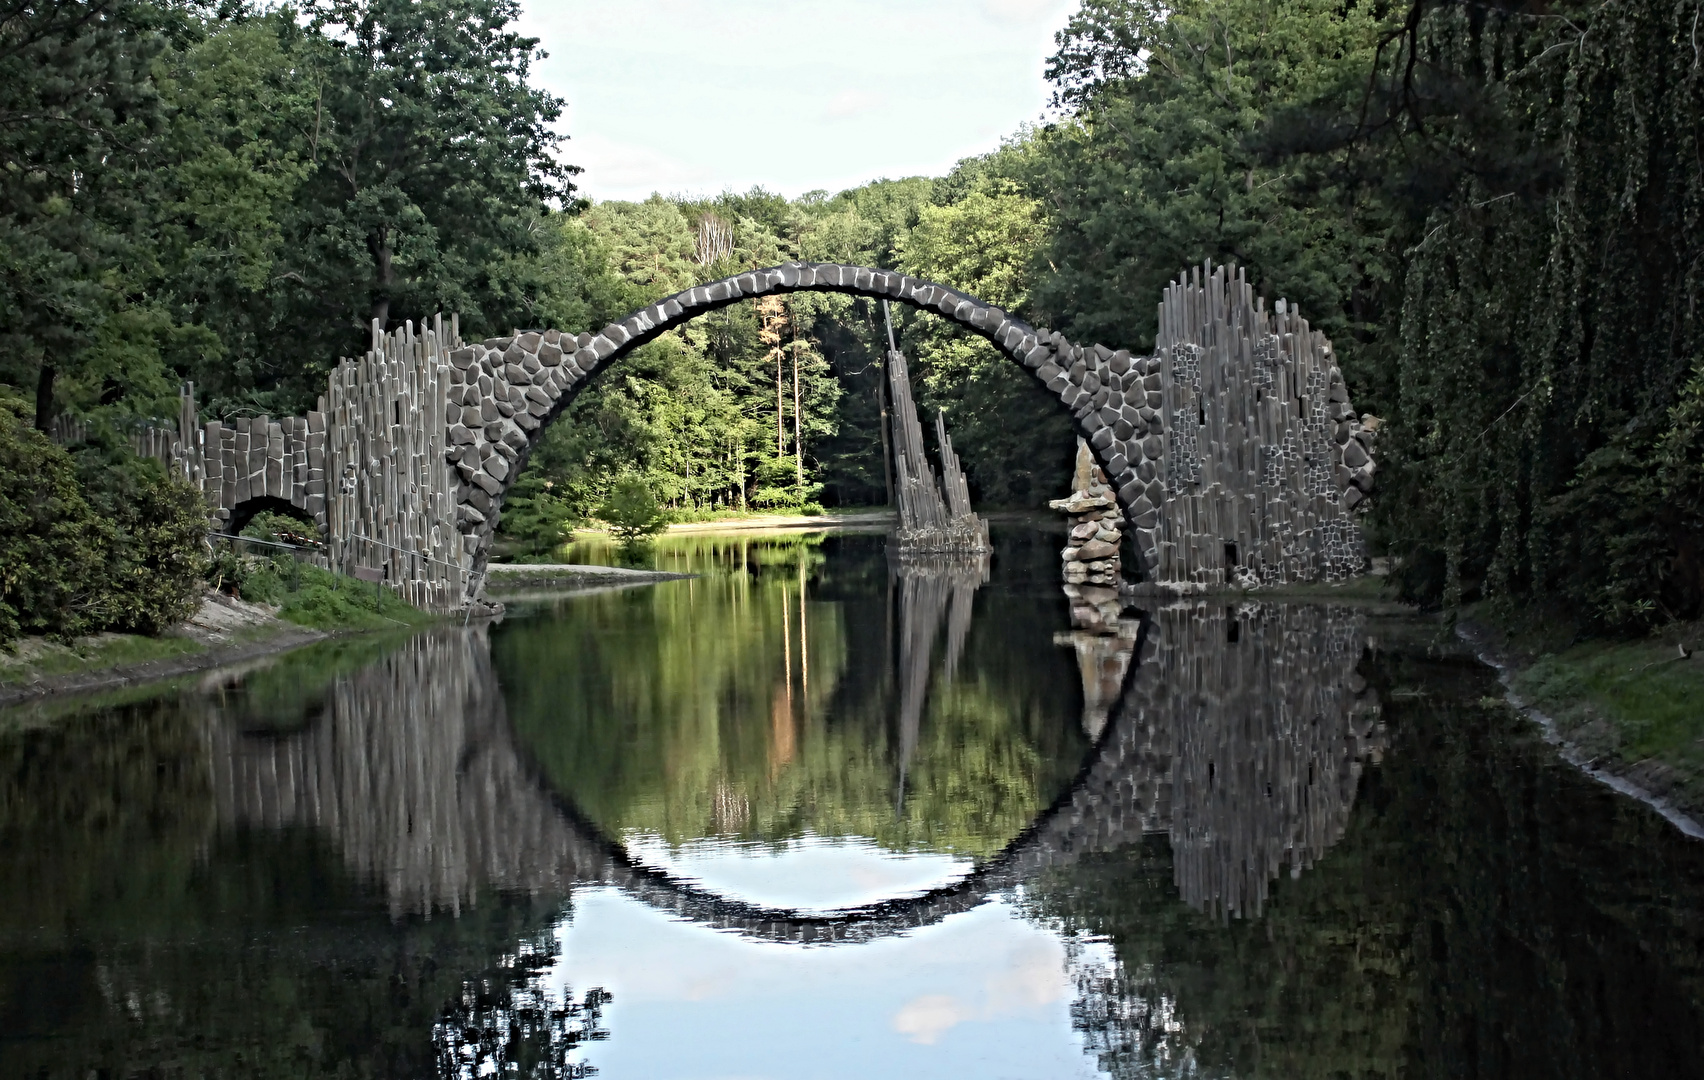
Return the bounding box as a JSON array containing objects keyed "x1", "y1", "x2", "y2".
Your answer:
[{"x1": 155, "y1": 262, "x2": 1372, "y2": 608}]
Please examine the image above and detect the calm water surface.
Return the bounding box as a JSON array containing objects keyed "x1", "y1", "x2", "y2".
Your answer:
[{"x1": 3, "y1": 529, "x2": 1703, "y2": 1079}]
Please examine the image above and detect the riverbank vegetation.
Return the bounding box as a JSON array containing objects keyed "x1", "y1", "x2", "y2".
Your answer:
[
  {"x1": 2, "y1": 0, "x2": 1701, "y2": 653},
  {"x1": 1502, "y1": 619, "x2": 1704, "y2": 819}
]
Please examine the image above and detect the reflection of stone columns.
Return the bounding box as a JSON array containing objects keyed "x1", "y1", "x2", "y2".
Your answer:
[
  {"x1": 207, "y1": 627, "x2": 601, "y2": 916},
  {"x1": 1119, "y1": 603, "x2": 1382, "y2": 919},
  {"x1": 890, "y1": 553, "x2": 991, "y2": 802}
]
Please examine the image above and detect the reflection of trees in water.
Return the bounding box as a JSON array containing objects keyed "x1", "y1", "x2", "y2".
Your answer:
[
  {"x1": 437, "y1": 951, "x2": 611, "y2": 1079},
  {"x1": 496, "y1": 537, "x2": 1086, "y2": 858}
]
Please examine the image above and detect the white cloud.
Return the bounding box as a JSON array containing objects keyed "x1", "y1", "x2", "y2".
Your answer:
[
  {"x1": 892, "y1": 936, "x2": 1071, "y2": 1044},
  {"x1": 893, "y1": 993, "x2": 978, "y2": 1044}
]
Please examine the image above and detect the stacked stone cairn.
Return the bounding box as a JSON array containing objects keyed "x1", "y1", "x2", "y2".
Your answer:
[{"x1": 1051, "y1": 438, "x2": 1126, "y2": 586}]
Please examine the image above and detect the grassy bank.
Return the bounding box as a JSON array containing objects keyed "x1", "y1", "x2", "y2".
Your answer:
[
  {"x1": 232, "y1": 556, "x2": 436, "y2": 632},
  {"x1": 1497, "y1": 620, "x2": 1704, "y2": 820},
  {"x1": 0, "y1": 633, "x2": 204, "y2": 687},
  {"x1": 1, "y1": 558, "x2": 437, "y2": 705}
]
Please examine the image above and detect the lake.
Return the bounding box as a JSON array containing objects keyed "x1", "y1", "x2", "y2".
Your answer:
[{"x1": 3, "y1": 528, "x2": 1702, "y2": 1078}]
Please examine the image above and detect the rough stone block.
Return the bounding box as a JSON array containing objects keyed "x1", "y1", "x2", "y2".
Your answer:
[
  {"x1": 525, "y1": 385, "x2": 551, "y2": 405},
  {"x1": 1114, "y1": 419, "x2": 1135, "y2": 441},
  {"x1": 1142, "y1": 434, "x2": 1163, "y2": 459},
  {"x1": 1144, "y1": 373, "x2": 1162, "y2": 391},
  {"x1": 504, "y1": 363, "x2": 527, "y2": 384},
  {"x1": 517, "y1": 331, "x2": 542, "y2": 352},
  {"x1": 526, "y1": 399, "x2": 549, "y2": 417},
  {"x1": 481, "y1": 399, "x2": 500, "y2": 423},
  {"x1": 1145, "y1": 479, "x2": 1165, "y2": 506},
  {"x1": 1108, "y1": 453, "x2": 1129, "y2": 475},
  {"x1": 484, "y1": 455, "x2": 509, "y2": 482},
  {"x1": 1342, "y1": 437, "x2": 1370, "y2": 469},
  {"x1": 575, "y1": 346, "x2": 600, "y2": 369},
  {"x1": 514, "y1": 410, "x2": 539, "y2": 431},
  {"x1": 1089, "y1": 426, "x2": 1114, "y2": 450},
  {"x1": 603, "y1": 323, "x2": 630, "y2": 346},
  {"x1": 495, "y1": 400, "x2": 516, "y2": 418},
  {"x1": 307, "y1": 412, "x2": 325, "y2": 434},
  {"x1": 1036, "y1": 363, "x2": 1062, "y2": 384},
  {"x1": 450, "y1": 348, "x2": 476, "y2": 369},
  {"x1": 1024, "y1": 345, "x2": 1052, "y2": 368}
]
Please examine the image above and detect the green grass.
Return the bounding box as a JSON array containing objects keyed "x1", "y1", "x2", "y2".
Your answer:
[
  {"x1": 0, "y1": 633, "x2": 204, "y2": 686},
  {"x1": 1507, "y1": 622, "x2": 1704, "y2": 814},
  {"x1": 239, "y1": 557, "x2": 436, "y2": 632}
]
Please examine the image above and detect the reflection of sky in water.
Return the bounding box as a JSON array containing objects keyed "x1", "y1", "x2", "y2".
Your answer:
[
  {"x1": 554, "y1": 883, "x2": 1108, "y2": 1080},
  {"x1": 619, "y1": 831, "x2": 974, "y2": 911}
]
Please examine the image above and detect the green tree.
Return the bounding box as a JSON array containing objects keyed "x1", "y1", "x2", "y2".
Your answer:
[{"x1": 595, "y1": 474, "x2": 668, "y2": 545}]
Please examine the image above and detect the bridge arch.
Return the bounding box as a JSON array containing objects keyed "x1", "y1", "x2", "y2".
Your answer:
[{"x1": 447, "y1": 262, "x2": 1166, "y2": 576}]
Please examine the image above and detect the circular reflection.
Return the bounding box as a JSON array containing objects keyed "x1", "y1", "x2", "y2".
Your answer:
[{"x1": 496, "y1": 533, "x2": 1091, "y2": 907}]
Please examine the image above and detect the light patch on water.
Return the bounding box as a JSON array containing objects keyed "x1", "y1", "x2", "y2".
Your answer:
[{"x1": 619, "y1": 830, "x2": 975, "y2": 911}]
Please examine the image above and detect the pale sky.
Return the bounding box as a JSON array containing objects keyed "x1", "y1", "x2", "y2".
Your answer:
[{"x1": 515, "y1": 0, "x2": 1079, "y2": 204}]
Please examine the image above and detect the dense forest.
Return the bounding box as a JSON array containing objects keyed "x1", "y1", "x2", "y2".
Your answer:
[{"x1": 3, "y1": 0, "x2": 1702, "y2": 637}]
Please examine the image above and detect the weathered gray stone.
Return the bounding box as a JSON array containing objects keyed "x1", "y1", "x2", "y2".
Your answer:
[
  {"x1": 1077, "y1": 539, "x2": 1118, "y2": 561},
  {"x1": 450, "y1": 424, "x2": 475, "y2": 445},
  {"x1": 1342, "y1": 438, "x2": 1369, "y2": 469}
]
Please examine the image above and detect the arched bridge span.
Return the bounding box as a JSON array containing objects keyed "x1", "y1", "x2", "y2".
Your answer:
[{"x1": 445, "y1": 263, "x2": 1168, "y2": 576}]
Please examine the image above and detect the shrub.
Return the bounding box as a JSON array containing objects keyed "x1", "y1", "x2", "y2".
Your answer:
[
  {"x1": 72, "y1": 434, "x2": 211, "y2": 635},
  {"x1": 0, "y1": 403, "x2": 107, "y2": 642},
  {"x1": 0, "y1": 400, "x2": 210, "y2": 645}
]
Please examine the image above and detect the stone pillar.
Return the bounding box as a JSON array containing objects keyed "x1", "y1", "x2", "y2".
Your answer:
[{"x1": 1049, "y1": 438, "x2": 1125, "y2": 587}]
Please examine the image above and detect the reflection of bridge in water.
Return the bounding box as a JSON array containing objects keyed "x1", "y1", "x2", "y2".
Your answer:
[{"x1": 209, "y1": 601, "x2": 1381, "y2": 941}]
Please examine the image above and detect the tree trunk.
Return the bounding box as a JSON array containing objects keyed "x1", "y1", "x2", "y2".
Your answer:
[
  {"x1": 368, "y1": 230, "x2": 393, "y2": 330},
  {"x1": 792, "y1": 339, "x2": 803, "y2": 487},
  {"x1": 34, "y1": 363, "x2": 55, "y2": 432},
  {"x1": 775, "y1": 348, "x2": 785, "y2": 459}
]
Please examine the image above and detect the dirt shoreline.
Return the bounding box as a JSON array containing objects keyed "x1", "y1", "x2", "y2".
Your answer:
[
  {"x1": 1457, "y1": 620, "x2": 1704, "y2": 841},
  {"x1": 0, "y1": 568, "x2": 692, "y2": 711},
  {"x1": 0, "y1": 623, "x2": 328, "y2": 710}
]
